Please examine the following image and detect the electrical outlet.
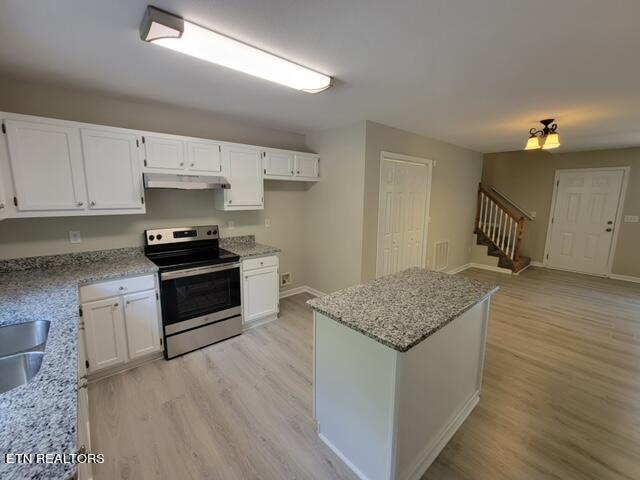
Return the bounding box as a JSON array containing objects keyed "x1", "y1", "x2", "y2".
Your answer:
[
  {"x1": 69, "y1": 231, "x2": 82, "y2": 244},
  {"x1": 623, "y1": 215, "x2": 639, "y2": 223},
  {"x1": 281, "y1": 272, "x2": 291, "y2": 286},
  {"x1": 227, "y1": 220, "x2": 235, "y2": 229},
  {"x1": 265, "y1": 218, "x2": 271, "y2": 228}
]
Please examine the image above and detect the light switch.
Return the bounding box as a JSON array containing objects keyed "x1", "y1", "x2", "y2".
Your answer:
[
  {"x1": 530, "y1": 211, "x2": 537, "y2": 219},
  {"x1": 265, "y1": 218, "x2": 271, "y2": 228},
  {"x1": 227, "y1": 220, "x2": 235, "y2": 229},
  {"x1": 69, "y1": 231, "x2": 82, "y2": 244},
  {"x1": 623, "y1": 215, "x2": 639, "y2": 223}
]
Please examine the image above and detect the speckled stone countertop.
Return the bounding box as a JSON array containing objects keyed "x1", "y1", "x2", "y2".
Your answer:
[
  {"x1": 220, "y1": 235, "x2": 280, "y2": 259},
  {"x1": 0, "y1": 248, "x2": 157, "y2": 480},
  {"x1": 307, "y1": 268, "x2": 499, "y2": 352}
]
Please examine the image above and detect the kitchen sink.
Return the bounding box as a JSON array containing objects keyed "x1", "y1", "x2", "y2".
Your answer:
[
  {"x1": 0, "y1": 352, "x2": 45, "y2": 395},
  {"x1": 0, "y1": 320, "x2": 50, "y2": 357},
  {"x1": 0, "y1": 320, "x2": 50, "y2": 394}
]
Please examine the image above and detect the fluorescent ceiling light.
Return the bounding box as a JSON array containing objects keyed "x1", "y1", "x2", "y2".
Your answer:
[{"x1": 140, "y1": 6, "x2": 333, "y2": 93}]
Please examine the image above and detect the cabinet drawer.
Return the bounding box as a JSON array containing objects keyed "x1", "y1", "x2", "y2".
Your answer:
[
  {"x1": 80, "y1": 274, "x2": 155, "y2": 303},
  {"x1": 242, "y1": 255, "x2": 278, "y2": 272}
]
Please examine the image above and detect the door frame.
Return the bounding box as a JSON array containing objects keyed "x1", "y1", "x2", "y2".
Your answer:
[
  {"x1": 542, "y1": 166, "x2": 630, "y2": 276},
  {"x1": 375, "y1": 151, "x2": 433, "y2": 278}
]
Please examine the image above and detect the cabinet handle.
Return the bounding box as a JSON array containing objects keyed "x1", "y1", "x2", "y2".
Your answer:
[
  {"x1": 296, "y1": 171, "x2": 300, "y2": 174},
  {"x1": 90, "y1": 201, "x2": 96, "y2": 206},
  {"x1": 76, "y1": 201, "x2": 83, "y2": 207},
  {"x1": 290, "y1": 170, "x2": 294, "y2": 175},
  {"x1": 0, "y1": 203, "x2": 4, "y2": 210},
  {"x1": 190, "y1": 163, "x2": 195, "y2": 167},
  {"x1": 180, "y1": 162, "x2": 184, "y2": 166},
  {"x1": 126, "y1": 300, "x2": 130, "y2": 305},
  {"x1": 228, "y1": 199, "x2": 232, "y2": 204},
  {"x1": 118, "y1": 286, "x2": 125, "y2": 291},
  {"x1": 113, "y1": 303, "x2": 119, "y2": 308}
]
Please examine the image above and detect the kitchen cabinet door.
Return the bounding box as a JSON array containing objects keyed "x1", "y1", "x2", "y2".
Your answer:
[
  {"x1": 143, "y1": 134, "x2": 185, "y2": 170},
  {"x1": 294, "y1": 153, "x2": 320, "y2": 179},
  {"x1": 81, "y1": 128, "x2": 145, "y2": 211},
  {"x1": 264, "y1": 150, "x2": 294, "y2": 178},
  {"x1": 82, "y1": 297, "x2": 128, "y2": 372},
  {"x1": 0, "y1": 160, "x2": 8, "y2": 220},
  {"x1": 217, "y1": 144, "x2": 263, "y2": 209},
  {"x1": 186, "y1": 140, "x2": 223, "y2": 173},
  {"x1": 242, "y1": 266, "x2": 279, "y2": 324},
  {"x1": 4, "y1": 119, "x2": 87, "y2": 211},
  {"x1": 77, "y1": 382, "x2": 93, "y2": 480},
  {"x1": 123, "y1": 289, "x2": 162, "y2": 359}
]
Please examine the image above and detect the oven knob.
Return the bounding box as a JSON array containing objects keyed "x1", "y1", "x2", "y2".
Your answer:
[
  {"x1": 207, "y1": 230, "x2": 212, "y2": 235},
  {"x1": 213, "y1": 229, "x2": 218, "y2": 235},
  {"x1": 156, "y1": 234, "x2": 163, "y2": 240},
  {"x1": 148, "y1": 235, "x2": 155, "y2": 241}
]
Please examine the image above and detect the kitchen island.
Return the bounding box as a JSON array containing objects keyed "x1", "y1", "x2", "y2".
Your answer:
[{"x1": 307, "y1": 268, "x2": 498, "y2": 480}]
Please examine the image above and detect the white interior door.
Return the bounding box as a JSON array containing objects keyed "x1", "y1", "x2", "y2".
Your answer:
[
  {"x1": 376, "y1": 154, "x2": 431, "y2": 277},
  {"x1": 546, "y1": 169, "x2": 625, "y2": 275}
]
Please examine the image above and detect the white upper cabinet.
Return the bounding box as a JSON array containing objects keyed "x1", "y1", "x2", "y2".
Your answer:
[
  {"x1": 186, "y1": 140, "x2": 222, "y2": 173},
  {"x1": 295, "y1": 153, "x2": 320, "y2": 179},
  {"x1": 143, "y1": 134, "x2": 185, "y2": 170},
  {"x1": 81, "y1": 128, "x2": 145, "y2": 211},
  {"x1": 5, "y1": 119, "x2": 87, "y2": 211},
  {"x1": 215, "y1": 144, "x2": 264, "y2": 210},
  {"x1": 264, "y1": 150, "x2": 294, "y2": 178}
]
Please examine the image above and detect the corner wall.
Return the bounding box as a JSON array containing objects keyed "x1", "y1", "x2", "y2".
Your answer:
[
  {"x1": 304, "y1": 122, "x2": 367, "y2": 294},
  {"x1": 361, "y1": 121, "x2": 483, "y2": 281}
]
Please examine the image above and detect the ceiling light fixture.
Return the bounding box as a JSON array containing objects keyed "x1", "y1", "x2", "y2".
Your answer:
[
  {"x1": 140, "y1": 6, "x2": 333, "y2": 93},
  {"x1": 524, "y1": 119, "x2": 561, "y2": 150}
]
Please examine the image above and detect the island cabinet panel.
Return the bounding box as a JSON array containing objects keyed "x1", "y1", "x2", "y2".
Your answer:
[{"x1": 312, "y1": 298, "x2": 490, "y2": 480}]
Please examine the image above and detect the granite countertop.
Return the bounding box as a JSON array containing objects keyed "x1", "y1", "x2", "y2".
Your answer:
[
  {"x1": 220, "y1": 235, "x2": 280, "y2": 259},
  {"x1": 307, "y1": 267, "x2": 499, "y2": 352},
  {"x1": 0, "y1": 248, "x2": 158, "y2": 480}
]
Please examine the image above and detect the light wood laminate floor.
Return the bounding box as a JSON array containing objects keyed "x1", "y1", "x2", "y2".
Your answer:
[{"x1": 90, "y1": 268, "x2": 640, "y2": 480}]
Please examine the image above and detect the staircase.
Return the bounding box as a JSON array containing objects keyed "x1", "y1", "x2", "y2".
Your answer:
[{"x1": 474, "y1": 184, "x2": 531, "y2": 273}]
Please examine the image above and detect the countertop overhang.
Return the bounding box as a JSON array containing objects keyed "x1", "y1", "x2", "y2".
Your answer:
[{"x1": 307, "y1": 267, "x2": 499, "y2": 352}]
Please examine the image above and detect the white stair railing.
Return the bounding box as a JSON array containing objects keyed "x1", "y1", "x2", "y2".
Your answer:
[{"x1": 476, "y1": 185, "x2": 525, "y2": 262}]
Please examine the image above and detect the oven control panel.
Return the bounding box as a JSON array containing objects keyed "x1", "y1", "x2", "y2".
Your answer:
[{"x1": 145, "y1": 225, "x2": 219, "y2": 245}]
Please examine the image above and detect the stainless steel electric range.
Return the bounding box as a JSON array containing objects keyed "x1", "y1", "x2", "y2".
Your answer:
[{"x1": 144, "y1": 225, "x2": 242, "y2": 359}]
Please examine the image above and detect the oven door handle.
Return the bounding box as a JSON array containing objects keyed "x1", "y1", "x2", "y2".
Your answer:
[{"x1": 161, "y1": 262, "x2": 240, "y2": 281}]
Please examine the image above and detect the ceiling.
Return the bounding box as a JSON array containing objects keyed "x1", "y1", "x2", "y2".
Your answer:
[{"x1": 1, "y1": 0, "x2": 640, "y2": 153}]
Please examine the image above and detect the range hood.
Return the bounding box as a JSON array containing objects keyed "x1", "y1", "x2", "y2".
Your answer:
[{"x1": 143, "y1": 173, "x2": 230, "y2": 190}]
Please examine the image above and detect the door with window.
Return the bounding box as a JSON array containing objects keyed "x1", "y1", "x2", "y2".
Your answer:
[
  {"x1": 546, "y1": 168, "x2": 626, "y2": 275},
  {"x1": 376, "y1": 153, "x2": 432, "y2": 277}
]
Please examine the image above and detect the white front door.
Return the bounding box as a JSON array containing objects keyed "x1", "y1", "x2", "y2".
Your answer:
[
  {"x1": 376, "y1": 154, "x2": 431, "y2": 277},
  {"x1": 546, "y1": 168, "x2": 625, "y2": 275}
]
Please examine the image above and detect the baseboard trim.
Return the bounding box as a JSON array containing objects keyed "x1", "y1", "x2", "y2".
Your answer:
[
  {"x1": 318, "y1": 432, "x2": 371, "y2": 480},
  {"x1": 279, "y1": 285, "x2": 327, "y2": 299},
  {"x1": 468, "y1": 263, "x2": 513, "y2": 275},
  {"x1": 243, "y1": 313, "x2": 278, "y2": 331},
  {"x1": 447, "y1": 263, "x2": 471, "y2": 275},
  {"x1": 88, "y1": 351, "x2": 163, "y2": 382},
  {"x1": 530, "y1": 261, "x2": 544, "y2": 267},
  {"x1": 609, "y1": 273, "x2": 640, "y2": 284},
  {"x1": 402, "y1": 392, "x2": 480, "y2": 480}
]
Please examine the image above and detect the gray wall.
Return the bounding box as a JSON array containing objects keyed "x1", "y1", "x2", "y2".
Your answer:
[
  {"x1": 362, "y1": 121, "x2": 483, "y2": 280},
  {"x1": 305, "y1": 122, "x2": 367, "y2": 293},
  {"x1": 478, "y1": 148, "x2": 640, "y2": 277},
  {"x1": 0, "y1": 76, "x2": 310, "y2": 291}
]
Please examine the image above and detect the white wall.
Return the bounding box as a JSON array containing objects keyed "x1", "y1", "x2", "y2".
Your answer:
[{"x1": 305, "y1": 122, "x2": 367, "y2": 293}]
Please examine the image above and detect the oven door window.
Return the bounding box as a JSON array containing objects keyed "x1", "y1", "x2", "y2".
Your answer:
[{"x1": 161, "y1": 268, "x2": 240, "y2": 325}]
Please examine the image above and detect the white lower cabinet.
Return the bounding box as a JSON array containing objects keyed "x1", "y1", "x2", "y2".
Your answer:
[
  {"x1": 82, "y1": 297, "x2": 128, "y2": 371},
  {"x1": 80, "y1": 274, "x2": 162, "y2": 375},
  {"x1": 123, "y1": 290, "x2": 161, "y2": 360},
  {"x1": 242, "y1": 255, "x2": 279, "y2": 327}
]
